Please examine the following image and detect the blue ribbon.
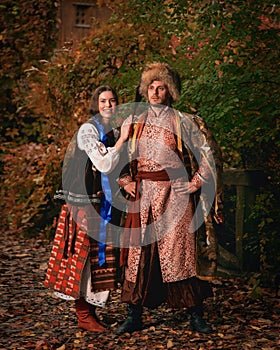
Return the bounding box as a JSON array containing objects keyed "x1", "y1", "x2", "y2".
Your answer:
[{"x1": 93, "y1": 117, "x2": 112, "y2": 266}]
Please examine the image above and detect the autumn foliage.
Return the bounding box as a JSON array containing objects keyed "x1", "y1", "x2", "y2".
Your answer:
[{"x1": 1, "y1": 1, "x2": 279, "y2": 271}]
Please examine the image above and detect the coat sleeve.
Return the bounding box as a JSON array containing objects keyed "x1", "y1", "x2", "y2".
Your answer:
[
  {"x1": 180, "y1": 112, "x2": 223, "y2": 220},
  {"x1": 77, "y1": 123, "x2": 120, "y2": 174},
  {"x1": 192, "y1": 114, "x2": 224, "y2": 220},
  {"x1": 180, "y1": 112, "x2": 224, "y2": 277}
]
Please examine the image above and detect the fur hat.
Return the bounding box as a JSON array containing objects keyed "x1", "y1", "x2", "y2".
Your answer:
[{"x1": 139, "y1": 62, "x2": 181, "y2": 103}]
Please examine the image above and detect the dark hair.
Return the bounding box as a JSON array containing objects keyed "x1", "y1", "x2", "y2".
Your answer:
[
  {"x1": 135, "y1": 84, "x2": 142, "y2": 103},
  {"x1": 89, "y1": 85, "x2": 119, "y2": 115}
]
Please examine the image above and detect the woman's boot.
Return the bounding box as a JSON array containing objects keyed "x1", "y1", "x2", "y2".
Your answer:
[
  {"x1": 75, "y1": 297, "x2": 106, "y2": 332},
  {"x1": 188, "y1": 305, "x2": 213, "y2": 334},
  {"x1": 116, "y1": 304, "x2": 142, "y2": 334}
]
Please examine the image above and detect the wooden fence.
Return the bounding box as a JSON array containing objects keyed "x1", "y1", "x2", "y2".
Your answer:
[{"x1": 221, "y1": 168, "x2": 267, "y2": 272}]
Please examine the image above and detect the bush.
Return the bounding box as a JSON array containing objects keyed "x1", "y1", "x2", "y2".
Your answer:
[{"x1": 1, "y1": 0, "x2": 279, "y2": 275}]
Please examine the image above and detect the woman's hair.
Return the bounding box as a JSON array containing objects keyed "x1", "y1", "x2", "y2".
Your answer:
[{"x1": 89, "y1": 85, "x2": 119, "y2": 115}]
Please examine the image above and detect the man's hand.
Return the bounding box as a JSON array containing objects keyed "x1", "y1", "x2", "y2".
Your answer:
[
  {"x1": 173, "y1": 181, "x2": 199, "y2": 194},
  {"x1": 124, "y1": 182, "x2": 136, "y2": 198}
]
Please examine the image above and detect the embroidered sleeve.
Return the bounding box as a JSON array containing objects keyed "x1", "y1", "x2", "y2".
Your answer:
[{"x1": 77, "y1": 123, "x2": 120, "y2": 174}]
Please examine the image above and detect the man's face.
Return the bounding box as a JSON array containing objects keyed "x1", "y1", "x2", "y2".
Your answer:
[{"x1": 147, "y1": 80, "x2": 171, "y2": 106}]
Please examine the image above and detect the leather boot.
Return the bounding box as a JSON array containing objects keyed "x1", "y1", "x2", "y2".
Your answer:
[
  {"x1": 75, "y1": 298, "x2": 106, "y2": 332},
  {"x1": 116, "y1": 304, "x2": 142, "y2": 334},
  {"x1": 189, "y1": 312, "x2": 213, "y2": 334}
]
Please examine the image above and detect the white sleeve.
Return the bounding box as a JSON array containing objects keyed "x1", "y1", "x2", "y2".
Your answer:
[{"x1": 77, "y1": 123, "x2": 120, "y2": 174}]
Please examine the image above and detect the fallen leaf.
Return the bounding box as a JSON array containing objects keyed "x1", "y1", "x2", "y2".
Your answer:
[
  {"x1": 56, "y1": 345, "x2": 66, "y2": 350},
  {"x1": 167, "y1": 339, "x2": 173, "y2": 348}
]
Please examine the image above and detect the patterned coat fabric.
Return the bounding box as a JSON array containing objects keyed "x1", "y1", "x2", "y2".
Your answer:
[{"x1": 119, "y1": 107, "x2": 223, "y2": 283}]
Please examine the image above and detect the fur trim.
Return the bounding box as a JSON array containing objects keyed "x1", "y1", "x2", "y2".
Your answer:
[{"x1": 139, "y1": 62, "x2": 181, "y2": 102}]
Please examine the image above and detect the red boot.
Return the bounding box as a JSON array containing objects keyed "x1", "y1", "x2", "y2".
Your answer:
[{"x1": 75, "y1": 298, "x2": 106, "y2": 332}]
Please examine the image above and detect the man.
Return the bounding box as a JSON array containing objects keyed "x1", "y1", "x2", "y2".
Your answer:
[{"x1": 117, "y1": 62, "x2": 223, "y2": 334}]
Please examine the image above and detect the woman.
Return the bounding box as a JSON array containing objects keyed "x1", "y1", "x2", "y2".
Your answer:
[
  {"x1": 44, "y1": 85, "x2": 129, "y2": 332},
  {"x1": 117, "y1": 63, "x2": 223, "y2": 334}
]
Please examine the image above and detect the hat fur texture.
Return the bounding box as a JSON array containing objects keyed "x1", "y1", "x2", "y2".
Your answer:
[{"x1": 139, "y1": 62, "x2": 181, "y2": 103}]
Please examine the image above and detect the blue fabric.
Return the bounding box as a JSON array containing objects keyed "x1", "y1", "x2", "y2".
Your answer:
[{"x1": 93, "y1": 117, "x2": 112, "y2": 266}]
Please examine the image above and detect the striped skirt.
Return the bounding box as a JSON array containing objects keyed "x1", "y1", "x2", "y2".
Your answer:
[{"x1": 44, "y1": 204, "x2": 120, "y2": 299}]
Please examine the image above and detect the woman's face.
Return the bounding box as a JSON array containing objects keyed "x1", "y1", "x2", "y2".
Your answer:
[
  {"x1": 98, "y1": 91, "x2": 117, "y2": 121},
  {"x1": 147, "y1": 80, "x2": 171, "y2": 106}
]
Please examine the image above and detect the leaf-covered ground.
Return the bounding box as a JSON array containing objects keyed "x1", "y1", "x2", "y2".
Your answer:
[{"x1": 0, "y1": 232, "x2": 279, "y2": 350}]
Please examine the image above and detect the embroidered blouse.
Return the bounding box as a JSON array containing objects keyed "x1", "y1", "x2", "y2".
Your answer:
[{"x1": 77, "y1": 122, "x2": 120, "y2": 174}]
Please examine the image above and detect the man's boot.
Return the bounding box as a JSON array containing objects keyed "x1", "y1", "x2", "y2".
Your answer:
[
  {"x1": 189, "y1": 305, "x2": 213, "y2": 334},
  {"x1": 75, "y1": 297, "x2": 106, "y2": 332},
  {"x1": 116, "y1": 304, "x2": 142, "y2": 334}
]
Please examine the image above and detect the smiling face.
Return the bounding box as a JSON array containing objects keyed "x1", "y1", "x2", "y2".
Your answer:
[
  {"x1": 147, "y1": 80, "x2": 171, "y2": 106},
  {"x1": 98, "y1": 91, "x2": 117, "y2": 122}
]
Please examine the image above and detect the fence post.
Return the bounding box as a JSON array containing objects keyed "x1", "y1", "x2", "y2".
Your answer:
[{"x1": 223, "y1": 169, "x2": 267, "y2": 271}]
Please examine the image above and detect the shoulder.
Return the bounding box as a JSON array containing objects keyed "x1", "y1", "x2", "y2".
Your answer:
[
  {"x1": 77, "y1": 121, "x2": 99, "y2": 148},
  {"x1": 177, "y1": 110, "x2": 210, "y2": 132},
  {"x1": 176, "y1": 110, "x2": 204, "y2": 123},
  {"x1": 174, "y1": 109, "x2": 200, "y2": 129},
  {"x1": 78, "y1": 121, "x2": 99, "y2": 136}
]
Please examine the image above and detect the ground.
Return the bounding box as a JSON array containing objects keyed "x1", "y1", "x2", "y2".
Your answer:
[{"x1": 0, "y1": 232, "x2": 279, "y2": 350}]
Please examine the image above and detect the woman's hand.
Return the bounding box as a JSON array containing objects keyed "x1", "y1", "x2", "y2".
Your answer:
[
  {"x1": 124, "y1": 182, "x2": 136, "y2": 198},
  {"x1": 114, "y1": 117, "x2": 133, "y2": 151},
  {"x1": 120, "y1": 119, "x2": 132, "y2": 142}
]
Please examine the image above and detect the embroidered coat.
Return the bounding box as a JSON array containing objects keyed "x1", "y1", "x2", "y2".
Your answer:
[{"x1": 119, "y1": 107, "x2": 223, "y2": 284}]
